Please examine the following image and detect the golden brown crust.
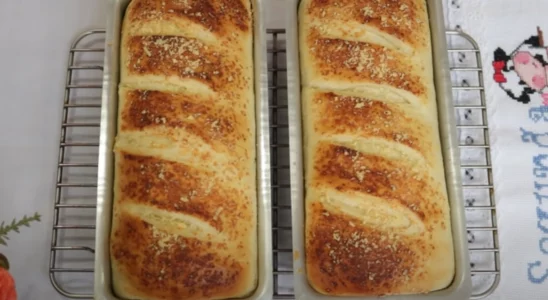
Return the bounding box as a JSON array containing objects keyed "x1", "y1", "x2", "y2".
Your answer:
[
  {"x1": 117, "y1": 152, "x2": 252, "y2": 236},
  {"x1": 111, "y1": 212, "x2": 251, "y2": 300},
  {"x1": 111, "y1": 0, "x2": 256, "y2": 299},
  {"x1": 305, "y1": 0, "x2": 429, "y2": 50},
  {"x1": 311, "y1": 143, "x2": 446, "y2": 224},
  {"x1": 305, "y1": 31, "x2": 426, "y2": 102},
  {"x1": 306, "y1": 202, "x2": 431, "y2": 296},
  {"x1": 310, "y1": 91, "x2": 435, "y2": 165},
  {"x1": 119, "y1": 89, "x2": 250, "y2": 153},
  {"x1": 125, "y1": 35, "x2": 245, "y2": 91},
  {"x1": 126, "y1": 0, "x2": 251, "y2": 34},
  {"x1": 300, "y1": 0, "x2": 455, "y2": 296}
]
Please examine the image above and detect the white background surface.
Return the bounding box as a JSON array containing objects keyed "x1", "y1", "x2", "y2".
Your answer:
[
  {"x1": 0, "y1": 1, "x2": 286, "y2": 299},
  {"x1": 0, "y1": 1, "x2": 106, "y2": 299}
]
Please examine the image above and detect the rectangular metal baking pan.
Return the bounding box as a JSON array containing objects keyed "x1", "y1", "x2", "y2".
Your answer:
[
  {"x1": 94, "y1": 0, "x2": 273, "y2": 299},
  {"x1": 286, "y1": 0, "x2": 472, "y2": 299}
]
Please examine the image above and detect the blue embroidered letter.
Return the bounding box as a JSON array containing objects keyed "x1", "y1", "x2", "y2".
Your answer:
[
  {"x1": 529, "y1": 106, "x2": 548, "y2": 123},
  {"x1": 535, "y1": 193, "x2": 548, "y2": 205},
  {"x1": 528, "y1": 261, "x2": 548, "y2": 284},
  {"x1": 534, "y1": 155, "x2": 548, "y2": 178},
  {"x1": 541, "y1": 238, "x2": 548, "y2": 255},
  {"x1": 538, "y1": 206, "x2": 548, "y2": 233},
  {"x1": 521, "y1": 128, "x2": 548, "y2": 148},
  {"x1": 535, "y1": 181, "x2": 548, "y2": 191}
]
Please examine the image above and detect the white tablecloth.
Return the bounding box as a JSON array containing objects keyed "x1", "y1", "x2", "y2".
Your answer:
[{"x1": 446, "y1": 1, "x2": 548, "y2": 299}]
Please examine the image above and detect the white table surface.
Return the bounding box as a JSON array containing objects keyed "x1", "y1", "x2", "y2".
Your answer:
[
  {"x1": 0, "y1": 1, "x2": 285, "y2": 299},
  {"x1": 0, "y1": 2, "x2": 106, "y2": 299}
]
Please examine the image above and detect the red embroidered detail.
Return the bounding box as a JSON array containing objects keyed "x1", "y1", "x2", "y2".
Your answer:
[{"x1": 493, "y1": 61, "x2": 507, "y2": 83}]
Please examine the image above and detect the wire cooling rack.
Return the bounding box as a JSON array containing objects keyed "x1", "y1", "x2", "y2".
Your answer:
[
  {"x1": 50, "y1": 29, "x2": 105, "y2": 298},
  {"x1": 445, "y1": 30, "x2": 500, "y2": 299},
  {"x1": 50, "y1": 29, "x2": 499, "y2": 299}
]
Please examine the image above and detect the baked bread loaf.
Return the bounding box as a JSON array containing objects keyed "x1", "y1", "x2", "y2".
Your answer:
[
  {"x1": 299, "y1": 0, "x2": 455, "y2": 296},
  {"x1": 110, "y1": 1, "x2": 257, "y2": 299}
]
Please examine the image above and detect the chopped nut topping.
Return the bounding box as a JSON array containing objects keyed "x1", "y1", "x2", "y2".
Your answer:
[
  {"x1": 361, "y1": 6, "x2": 373, "y2": 17},
  {"x1": 356, "y1": 171, "x2": 365, "y2": 182}
]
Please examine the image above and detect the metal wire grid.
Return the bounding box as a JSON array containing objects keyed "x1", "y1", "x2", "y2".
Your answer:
[
  {"x1": 446, "y1": 31, "x2": 500, "y2": 299},
  {"x1": 50, "y1": 29, "x2": 105, "y2": 299},
  {"x1": 50, "y1": 29, "x2": 499, "y2": 299}
]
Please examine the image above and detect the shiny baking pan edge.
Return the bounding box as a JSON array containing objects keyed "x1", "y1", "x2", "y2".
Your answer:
[
  {"x1": 286, "y1": 0, "x2": 471, "y2": 299},
  {"x1": 94, "y1": 0, "x2": 273, "y2": 299}
]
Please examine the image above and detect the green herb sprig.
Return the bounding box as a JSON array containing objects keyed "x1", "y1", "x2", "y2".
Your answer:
[{"x1": 0, "y1": 213, "x2": 41, "y2": 246}]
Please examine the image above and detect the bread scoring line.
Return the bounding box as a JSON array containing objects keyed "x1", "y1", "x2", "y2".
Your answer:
[
  {"x1": 122, "y1": 202, "x2": 228, "y2": 243},
  {"x1": 313, "y1": 188, "x2": 426, "y2": 235},
  {"x1": 308, "y1": 20, "x2": 414, "y2": 55}
]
